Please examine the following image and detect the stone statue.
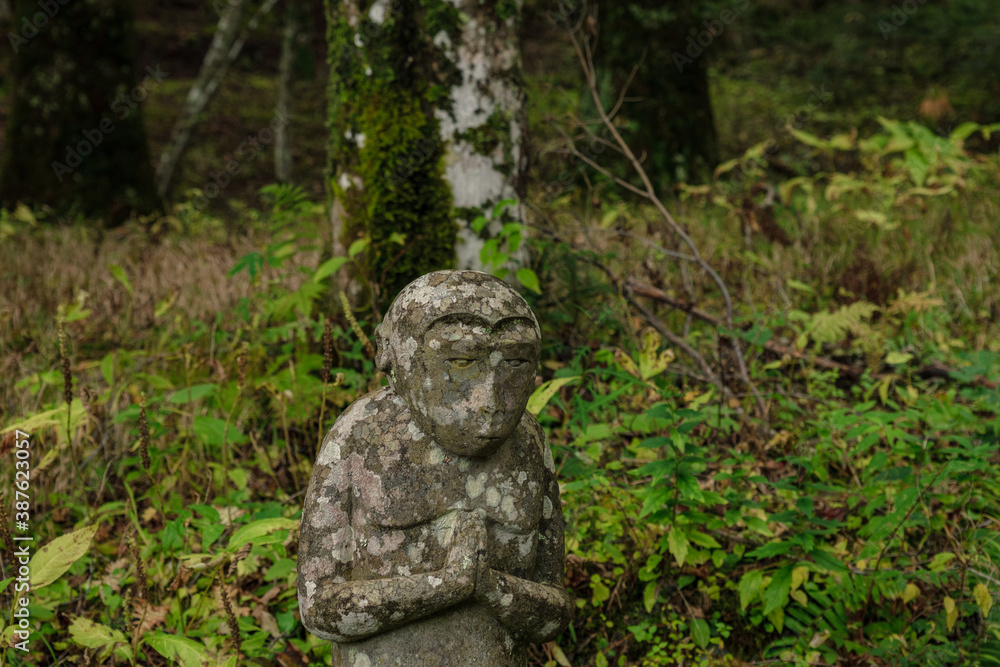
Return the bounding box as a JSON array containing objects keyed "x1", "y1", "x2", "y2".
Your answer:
[{"x1": 298, "y1": 270, "x2": 573, "y2": 666}]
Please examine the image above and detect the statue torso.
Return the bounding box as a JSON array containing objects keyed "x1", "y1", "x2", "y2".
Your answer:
[{"x1": 312, "y1": 388, "x2": 551, "y2": 666}]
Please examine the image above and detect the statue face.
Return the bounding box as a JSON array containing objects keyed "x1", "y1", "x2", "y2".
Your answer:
[{"x1": 396, "y1": 317, "x2": 540, "y2": 457}]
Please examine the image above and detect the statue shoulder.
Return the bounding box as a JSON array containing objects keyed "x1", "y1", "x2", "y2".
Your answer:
[
  {"x1": 316, "y1": 387, "x2": 400, "y2": 466},
  {"x1": 519, "y1": 411, "x2": 555, "y2": 474}
]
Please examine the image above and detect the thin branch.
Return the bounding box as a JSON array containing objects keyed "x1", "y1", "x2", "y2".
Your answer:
[
  {"x1": 608, "y1": 58, "x2": 643, "y2": 121},
  {"x1": 524, "y1": 218, "x2": 728, "y2": 398},
  {"x1": 627, "y1": 293, "x2": 725, "y2": 392},
  {"x1": 565, "y1": 23, "x2": 768, "y2": 422},
  {"x1": 626, "y1": 280, "x2": 867, "y2": 378}
]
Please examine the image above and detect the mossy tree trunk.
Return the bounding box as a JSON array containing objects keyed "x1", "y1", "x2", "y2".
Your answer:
[
  {"x1": 590, "y1": 1, "x2": 720, "y2": 186},
  {"x1": 0, "y1": 0, "x2": 160, "y2": 223},
  {"x1": 326, "y1": 0, "x2": 525, "y2": 309}
]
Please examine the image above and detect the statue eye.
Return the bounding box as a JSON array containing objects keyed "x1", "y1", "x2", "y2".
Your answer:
[
  {"x1": 506, "y1": 359, "x2": 527, "y2": 368},
  {"x1": 448, "y1": 358, "x2": 474, "y2": 369}
]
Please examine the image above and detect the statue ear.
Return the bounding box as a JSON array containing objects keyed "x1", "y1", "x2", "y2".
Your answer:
[{"x1": 375, "y1": 323, "x2": 392, "y2": 373}]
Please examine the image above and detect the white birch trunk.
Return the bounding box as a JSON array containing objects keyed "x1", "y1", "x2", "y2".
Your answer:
[{"x1": 436, "y1": 0, "x2": 527, "y2": 271}]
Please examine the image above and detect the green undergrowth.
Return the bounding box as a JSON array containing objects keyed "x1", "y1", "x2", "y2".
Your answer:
[{"x1": 1, "y1": 116, "x2": 1000, "y2": 666}]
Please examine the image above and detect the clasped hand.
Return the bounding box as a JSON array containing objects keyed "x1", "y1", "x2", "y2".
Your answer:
[{"x1": 441, "y1": 509, "x2": 500, "y2": 601}]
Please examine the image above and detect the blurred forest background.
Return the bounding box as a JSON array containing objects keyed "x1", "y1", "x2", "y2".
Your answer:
[{"x1": 1, "y1": 0, "x2": 1000, "y2": 665}]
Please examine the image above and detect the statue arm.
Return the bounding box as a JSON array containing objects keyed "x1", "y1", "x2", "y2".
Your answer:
[
  {"x1": 474, "y1": 465, "x2": 574, "y2": 644},
  {"x1": 298, "y1": 429, "x2": 482, "y2": 642},
  {"x1": 304, "y1": 564, "x2": 477, "y2": 642}
]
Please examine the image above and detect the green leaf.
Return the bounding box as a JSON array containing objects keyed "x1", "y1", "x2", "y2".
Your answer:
[
  {"x1": 747, "y1": 541, "x2": 793, "y2": 559},
  {"x1": 228, "y1": 252, "x2": 264, "y2": 280},
  {"x1": 68, "y1": 616, "x2": 127, "y2": 653},
  {"x1": 264, "y1": 558, "x2": 297, "y2": 582},
  {"x1": 763, "y1": 565, "x2": 794, "y2": 616},
  {"x1": 690, "y1": 618, "x2": 710, "y2": 649},
  {"x1": 643, "y1": 581, "x2": 657, "y2": 613},
  {"x1": 30, "y1": 524, "x2": 99, "y2": 589},
  {"x1": 108, "y1": 264, "x2": 133, "y2": 296},
  {"x1": 667, "y1": 527, "x2": 689, "y2": 567},
  {"x1": 885, "y1": 351, "x2": 913, "y2": 365},
  {"x1": 738, "y1": 570, "x2": 764, "y2": 610},
  {"x1": 676, "y1": 473, "x2": 704, "y2": 503},
  {"x1": 312, "y1": 257, "x2": 350, "y2": 283},
  {"x1": 786, "y1": 125, "x2": 830, "y2": 149},
  {"x1": 714, "y1": 156, "x2": 742, "y2": 178},
  {"x1": 591, "y1": 577, "x2": 610, "y2": 605},
  {"x1": 787, "y1": 279, "x2": 814, "y2": 293},
  {"x1": 471, "y1": 215, "x2": 489, "y2": 233},
  {"x1": 808, "y1": 549, "x2": 848, "y2": 574},
  {"x1": 166, "y1": 384, "x2": 218, "y2": 404},
  {"x1": 929, "y1": 552, "x2": 956, "y2": 572},
  {"x1": 687, "y1": 530, "x2": 721, "y2": 549},
  {"x1": 973, "y1": 583, "x2": 993, "y2": 618},
  {"x1": 144, "y1": 632, "x2": 210, "y2": 667},
  {"x1": 191, "y1": 416, "x2": 241, "y2": 447},
  {"x1": 516, "y1": 268, "x2": 541, "y2": 295},
  {"x1": 60, "y1": 302, "x2": 92, "y2": 323},
  {"x1": 492, "y1": 198, "x2": 516, "y2": 219},
  {"x1": 944, "y1": 596, "x2": 957, "y2": 631},
  {"x1": 201, "y1": 524, "x2": 226, "y2": 549},
  {"x1": 744, "y1": 516, "x2": 774, "y2": 537},
  {"x1": 100, "y1": 353, "x2": 116, "y2": 386},
  {"x1": 526, "y1": 376, "x2": 578, "y2": 416},
  {"x1": 348, "y1": 237, "x2": 370, "y2": 258},
  {"x1": 227, "y1": 518, "x2": 299, "y2": 550}
]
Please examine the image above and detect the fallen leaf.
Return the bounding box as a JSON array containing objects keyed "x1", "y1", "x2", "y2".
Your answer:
[{"x1": 133, "y1": 601, "x2": 168, "y2": 634}]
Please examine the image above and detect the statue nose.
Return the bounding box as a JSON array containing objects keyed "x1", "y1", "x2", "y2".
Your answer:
[{"x1": 478, "y1": 373, "x2": 499, "y2": 417}]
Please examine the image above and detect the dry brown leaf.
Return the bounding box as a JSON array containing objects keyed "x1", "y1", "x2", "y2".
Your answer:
[
  {"x1": 133, "y1": 601, "x2": 168, "y2": 634},
  {"x1": 259, "y1": 585, "x2": 284, "y2": 605},
  {"x1": 252, "y1": 607, "x2": 281, "y2": 638}
]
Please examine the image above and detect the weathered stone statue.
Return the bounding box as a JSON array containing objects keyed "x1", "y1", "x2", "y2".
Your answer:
[{"x1": 298, "y1": 270, "x2": 573, "y2": 666}]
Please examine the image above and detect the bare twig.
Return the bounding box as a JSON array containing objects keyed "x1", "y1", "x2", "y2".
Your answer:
[
  {"x1": 563, "y1": 22, "x2": 768, "y2": 422},
  {"x1": 626, "y1": 280, "x2": 867, "y2": 378}
]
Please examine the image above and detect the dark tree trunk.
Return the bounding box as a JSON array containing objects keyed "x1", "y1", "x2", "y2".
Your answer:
[
  {"x1": 591, "y1": 2, "x2": 720, "y2": 185},
  {"x1": 0, "y1": 0, "x2": 160, "y2": 223}
]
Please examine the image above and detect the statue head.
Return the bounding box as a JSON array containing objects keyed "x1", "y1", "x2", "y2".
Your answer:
[{"x1": 375, "y1": 271, "x2": 541, "y2": 457}]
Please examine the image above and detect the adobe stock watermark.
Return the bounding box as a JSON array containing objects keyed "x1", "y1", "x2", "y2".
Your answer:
[
  {"x1": 6, "y1": 0, "x2": 70, "y2": 53},
  {"x1": 190, "y1": 108, "x2": 291, "y2": 211},
  {"x1": 673, "y1": 0, "x2": 751, "y2": 72},
  {"x1": 51, "y1": 65, "x2": 169, "y2": 183},
  {"x1": 878, "y1": 0, "x2": 929, "y2": 38}
]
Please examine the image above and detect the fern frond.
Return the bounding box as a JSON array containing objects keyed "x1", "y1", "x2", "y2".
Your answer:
[{"x1": 809, "y1": 301, "x2": 879, "y2": 345}]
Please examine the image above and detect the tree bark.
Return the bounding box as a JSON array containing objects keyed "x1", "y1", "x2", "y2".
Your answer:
[
  {"x1": 326, "y1": 0, "x2": 527, "y2": 308},
  {"x1": 0, "y1": 0, "x2": 160, "y2": 223}
]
